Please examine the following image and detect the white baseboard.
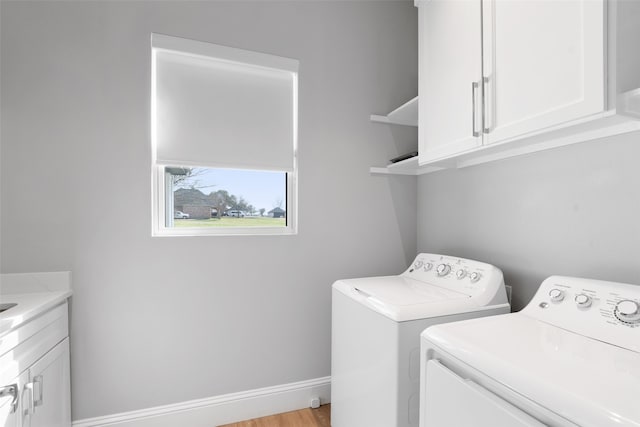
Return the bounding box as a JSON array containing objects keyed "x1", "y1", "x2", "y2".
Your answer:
[{"x1": 73, "y1": 376, "x2": 331, "y2": 427}]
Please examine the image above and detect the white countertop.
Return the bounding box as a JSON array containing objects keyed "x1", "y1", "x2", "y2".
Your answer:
[{"x1": 0, "y1": 272, "x2": 72, "y2": 338}]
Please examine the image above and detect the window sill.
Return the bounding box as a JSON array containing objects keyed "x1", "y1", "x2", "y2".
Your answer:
[{"x1": 152, "y1": 226, "x2": 297, "y2": 237}]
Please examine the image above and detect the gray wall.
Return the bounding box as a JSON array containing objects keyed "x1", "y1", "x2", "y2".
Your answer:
[
  {"x1": 418, "y1": 131, "x2": 640, "y2": 311},
  {"x1": 0, "y1": 1, "x2": 418, "y2": 420}
]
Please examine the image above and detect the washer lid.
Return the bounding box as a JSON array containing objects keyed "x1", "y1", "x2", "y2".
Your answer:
[
  {"x1": 353, "y1": 275, "x2": 469, "y2": 304},
  {"x1": 422, "y1": 313, "x2": 640, "y2": 427},
  {"x1": 333, "y1": 276, "x2": 488, "y2": 322}
]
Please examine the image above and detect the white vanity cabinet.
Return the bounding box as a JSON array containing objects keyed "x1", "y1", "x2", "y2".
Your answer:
[
  {"x1": 418, "y1": 0, "x2": 640, "y2": 168},
  {"x1": 0, "y1": 301, "x2": 71, "y2": 427},
  {"x1": 25, "y1": 338, "x2": 71, "y2": 427}
]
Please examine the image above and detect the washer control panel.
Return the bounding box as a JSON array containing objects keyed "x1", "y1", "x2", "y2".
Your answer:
[
  {"x1": 523, "y1": 276, "x2": 640, "y2": 353},
  {"x1": 402, "y1": 253, "x2": 508, "y2": 307}
]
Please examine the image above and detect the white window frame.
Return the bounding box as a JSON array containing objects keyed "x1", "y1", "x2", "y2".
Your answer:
[{"x1": 150, "y1": 35, "x2": 298, "y2": 237}]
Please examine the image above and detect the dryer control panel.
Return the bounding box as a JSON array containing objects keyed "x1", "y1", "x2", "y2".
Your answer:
[
  {"x1": 523, "y1": 276, "x2": 640, "y2": 353},
  {"x1": 402, "y1": 253, "x2": 508, "y2": 308}
]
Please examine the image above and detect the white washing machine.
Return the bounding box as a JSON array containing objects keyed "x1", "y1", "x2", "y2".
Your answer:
[
  {"x1": 420, "y1": 276, "x2": 640, "y2": 427},
  {"x1": 331, "y1": 253, "x2": 511, "y2": 427}
]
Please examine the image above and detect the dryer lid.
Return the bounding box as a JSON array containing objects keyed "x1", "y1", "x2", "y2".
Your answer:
[{"x1": 422, "y1": 314, "x2": 640, "y2": 427}]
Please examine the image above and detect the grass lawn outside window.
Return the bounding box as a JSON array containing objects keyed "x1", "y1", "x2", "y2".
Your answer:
[{"x1": 174, "y1": 217, "x2": 286, "y2": 228}]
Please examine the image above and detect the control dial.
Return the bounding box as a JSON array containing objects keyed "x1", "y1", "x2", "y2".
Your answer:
[
  {"x1": 423, "y1": 263, "x2": 433, "y2": 271},
  {"x1": 436, "y1": 264, "x2": 451, "y2": 277},
  {"x1": 456, "y1": 269, "x2": 466, "y2": 279},
  {"x1": 574, "y1": 293, "x2": 592, "y2": 308},
  {"x1": 549, "y1": 289, "x2": 565, "y2": 303},
  {"x1": 413, "y1": 260, "x2": 424, "y2": 270},
  {"x1": 615, "y1": 300, "x2": 640, "y2": 323},
  {"x1": 469, "y1": 272, "x2": 481, "y2": 283}
]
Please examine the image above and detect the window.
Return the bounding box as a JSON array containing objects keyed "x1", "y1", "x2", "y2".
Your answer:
[{"x1": 151, "y1": 34, "x2": 298, "y2": 236}]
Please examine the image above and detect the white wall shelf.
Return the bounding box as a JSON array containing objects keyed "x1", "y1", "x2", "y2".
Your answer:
[
  {"x1": 370, "y1": 96, "x2": 418, "y2": 126},
  {"x1": 619, "y1": 88, "x2": 640, "y2": 119},
  {"x1": 370, "y1": 156, "x2": 445, "y2": 176},
  {"x1": 370, "y1": 96, "x2": 420, "y2": 175}
]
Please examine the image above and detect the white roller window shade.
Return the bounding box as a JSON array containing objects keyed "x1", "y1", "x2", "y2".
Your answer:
[{"x1": 152, "y1": 34, "x2": 298, "y2": 172}]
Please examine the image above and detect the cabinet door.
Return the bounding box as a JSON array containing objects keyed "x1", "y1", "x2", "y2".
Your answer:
[
  {"x1": 0, "y1": 372, "x2": 28, "y2": 427},
  {"x1": 482, "y1": 0, "x2": 605, "y2": 145},
  {"x1": 418, "y1": 0, "x2": 483, "y2": 163},
  {"x1": 27, "y1": 339, "x2": 70, "y2": 427}
]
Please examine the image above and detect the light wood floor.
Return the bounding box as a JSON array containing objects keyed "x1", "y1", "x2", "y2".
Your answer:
[{"x1": 218, "y1": 404, "x2": 331, "y2": 427}]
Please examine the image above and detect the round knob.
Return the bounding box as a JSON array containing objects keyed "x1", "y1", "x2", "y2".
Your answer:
[
  {"x1": 574, "y1": 293, "x2": 592, "y2": 308},
  {"x1": 413, "y1": 260, "x2": 424, "y2": 270},
  {"x1": 549, "y1": 289, "x2": 565, "y2": 303},
  {"x1": 436, "y1": 264, "x2": 451, "y2": 277},
  {"x1": 615, "y1": 300, "x2": 640, "y2": 323},
  {"x1": 469, "y1": 272, "x2": 481, "y2": 283},
  {"x1": 456, "y1": 269, "x2": 466, "y2": 279},
  {"x1": 423, "y1": 262, "x2": 433, "y2": 271}
]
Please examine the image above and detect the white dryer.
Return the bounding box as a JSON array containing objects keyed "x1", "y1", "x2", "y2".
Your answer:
[
  {"x1": 420, "y1": 276, "x2": 640, "y2": 427},
  {"x1": 331, "y1": 253, "x2": 510, "y2": 427}
]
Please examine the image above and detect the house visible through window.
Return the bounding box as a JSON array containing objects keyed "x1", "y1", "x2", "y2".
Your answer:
[
  {"x1": 151, "y1": 34, "x2": 298, "y2": 236},
  {"x1": 166, "y1": 167, "x2": 287, "y2": 226}
]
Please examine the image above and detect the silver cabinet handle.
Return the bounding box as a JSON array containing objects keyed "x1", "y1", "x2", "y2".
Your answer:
[
  {"x1": 472, "y1": 82, "x2": 480, "y2": 137},
  {"x1": 33, "y1": 375, "x2": 43, "y2": 409},
  {"x1": 0, "y1": 384, "x2": 19, "y2": 414},
  {"x1": 24, "y1": 382, "x2": 35, "y2": 416},
  {"x1": 483, "y1": 76, "x2": 491, "y2": 133}
]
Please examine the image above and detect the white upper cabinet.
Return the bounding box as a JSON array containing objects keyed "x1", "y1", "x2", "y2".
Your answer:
[
  {"x1": 419, "y1": 0, "x2": 483, "y2": 162},
  {"x1": 417, "y1": 0, "x2": 640, "y2": 169},
  {"x1": 482, "y1": 0, "x2": 604, "y2": 145}
]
